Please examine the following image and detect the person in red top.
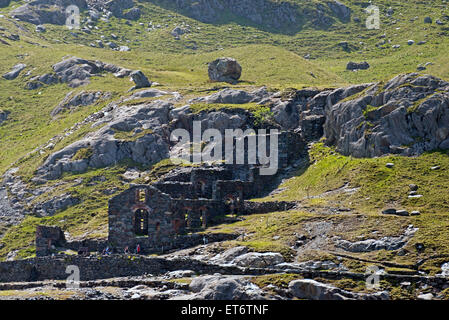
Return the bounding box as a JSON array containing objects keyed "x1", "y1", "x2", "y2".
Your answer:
[{"x1": 136, "y1": 244, "x2": 141, "y2": 254}]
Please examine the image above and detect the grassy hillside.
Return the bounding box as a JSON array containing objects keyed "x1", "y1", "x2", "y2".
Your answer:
[{"x1": 1, "y1": 0, "x2": 449, "y2": 268}]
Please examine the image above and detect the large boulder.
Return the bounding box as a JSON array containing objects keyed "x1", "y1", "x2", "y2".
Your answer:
[
  {"x1": 130, "y1": 70, "x2": 152, "y2": 90},
  {"x1": 346, "y1": 61, "x2": 370, "y2": 71},
  {"x1": 208, "y1": 58, "x2": 242, "y2": 84}
]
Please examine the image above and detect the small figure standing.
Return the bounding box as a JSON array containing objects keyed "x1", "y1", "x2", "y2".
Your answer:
[{"x1": 135, "y1": 244, "x2": 141, "y2": 254}]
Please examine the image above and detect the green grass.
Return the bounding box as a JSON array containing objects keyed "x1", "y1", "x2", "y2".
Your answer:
[{"x1": 1, "y1": 0, "x2": 449, "y2": 275}]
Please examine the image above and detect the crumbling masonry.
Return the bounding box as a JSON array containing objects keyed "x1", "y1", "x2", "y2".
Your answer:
[{"x1": 36, "y1": 131, "x2": 304, "y2": 255}]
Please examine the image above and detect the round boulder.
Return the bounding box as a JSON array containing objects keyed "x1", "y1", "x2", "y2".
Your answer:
[{"x1": 208, "y1": 57, "x2": 242, "y2": 84}]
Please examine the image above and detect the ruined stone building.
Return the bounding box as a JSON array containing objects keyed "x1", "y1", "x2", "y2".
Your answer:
[{"x1": 36, "y1": 131, "x2": 304, "y2": 255}]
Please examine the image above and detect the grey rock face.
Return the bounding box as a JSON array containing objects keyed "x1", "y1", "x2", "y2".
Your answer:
[
  {"x1": 188, "y1": 275, "x2": 266, "y2": 300},
  {"x1": 122, "y1": 7, "x2": 141, "y2": 20},
  {"x1": 191, "y1": 87, "x2": 272, "y2": 104},
  {"x1": 25, "y1": 57, "x2": 131, "y2": 89},
  {"x1": 9, "y1": 0, "x2": 87, "y2": 25},
  {"x1": 210, "y1": 246, "x2": 249, "y2": 264},
  {"x1": 326, "y1": 0, "x2": 351, "y2": 22},
  {"x1": 208, "y1": 58, "x2": 242, "y2": 84},
  {"x1": 2, "y1": 63, "x2": 26, "y2": 80},
  {"x1": 51, "y1": 91, "x2": 109, "y2": 117},
  {"x1": 35, "y1": 100, "x2": 173, "y2": 181},
  {"x1": 159, "y1": 0, "x2": 298, "y2": 30},
  {"x1": 52, "y1": 57, "x2": 101, "y2": 87},
  {"x1": 233, "y1": 252, "x2": 284, "y2": 268},
  {"x1": 324, "y1": 73, "x2": 449, "y2": 157},
  {"x1": 289, "y1": 279, "x2": 389, "y2": 300},
  {"x1": 272, "y1": 100, "x2": 300, "y2": 130},
  {"x1": 32, "y1": 193, "x2": 80, "y2": 217},
  {"x1": 334, "y1": 225, "x2": 418, "y2": 252}
]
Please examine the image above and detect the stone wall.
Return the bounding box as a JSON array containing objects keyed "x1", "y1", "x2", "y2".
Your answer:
[
  {"x1": 153, "y1": 181, "x2": 194, "y2": 199},
  {"x1": 35, "y1": 225, "x2": 66, "y2": 257},
  {"x1": 0, "y1": 252, "x2": 243, "y2": 283}
]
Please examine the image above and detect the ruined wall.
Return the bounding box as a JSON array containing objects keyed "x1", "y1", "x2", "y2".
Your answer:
[
  {"x1": 35, "y1": 225, "x2": 66, "y2": 257},
  {"x1": 153, "y1": 181, "x2": 194, "y2": 199},
  {"x1": 108, "y1": 185, "x2": 177, "y2": 249},
  {"x1": 191, "y1": 167, "x2": 233, "y2": 199}
]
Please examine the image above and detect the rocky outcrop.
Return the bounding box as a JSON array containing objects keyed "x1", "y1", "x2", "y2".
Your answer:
[
  {"x1": 190, "y1": 87, "x2": 272, "y2": 104},
  {"x1": 152, "y1": 0, "x2": 298, "y2": 30},
  {"x1": 10, "y1": 0, "x2": 87, "y2": 25},
  {"x1": 34, "y1": 100, "x2": 173, "y2": 181},
  {"x1": 2, "y1": 63, "x2": 26, "y2": 80},
  {"x1": 334, "y1": 225, "x2": 418, "y2": 253},
  {"x1": 233, "y1": 252, "x2": 284, "y2": 268},
  {"x1": 289, "y1": 279, "x2": 389, "y2": 300},
  {"x1": 324, "y1": 73, "x2": 449, "y2": 157},
  {"x1": 186, "y1": 275, "x2": 266, "y2": 300},
  {"x1": 26, "y1": 57, "x2": 132, "y2": 89},
  {"x1": 208, "y1": 58, "x2": 242, "y2": 84},
  {"x1": 32, "y1": 193, "x2": 80, "y2": 217},
  {"x1": 51, "y1": 91, "x2": 110, "y2": 117}
]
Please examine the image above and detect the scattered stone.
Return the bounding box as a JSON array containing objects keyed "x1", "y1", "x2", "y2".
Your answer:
[
  {"x1": 119, "y1": 46, "x2": 131, "y2": 52},
  {"x1": 407, "y1": 40, "x2": 415, "y2": 45},
  {"x1": 409, "y1": 184, "x2": 419, "y2": 191},
  {"x1": 424, "y1": 17, "x2": 432, "y2": 24},
  {"x1": 410, "y1": 211, "x2": 421, "y2": 216},
  {"x1": 35, "y1": 24, "x2": 46, "y2": 33},
  {"x1": 431, "y1": 165, "x2": 441, "y2": 170},
  {"x1": 386, "y1": 163, "x2": 395, "y2": 168}
]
